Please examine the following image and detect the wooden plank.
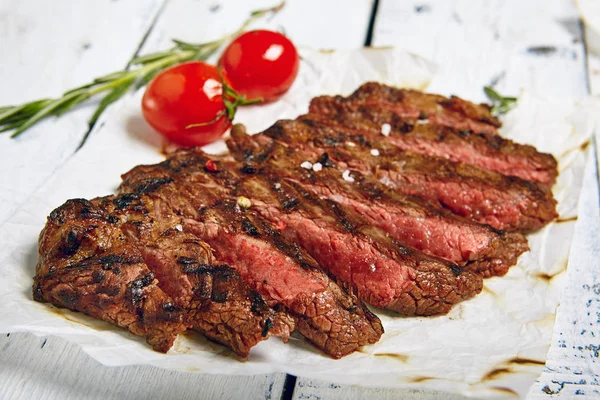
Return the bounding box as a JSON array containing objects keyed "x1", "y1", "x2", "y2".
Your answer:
[
  {"x1": 0, "y1": 333, "x2": 285, "y2": 400},
  {"x1": 528, "y1": 6, "x2": 600, "y2": 399},
  {"x1": 0, "y1": 0, "x2": 165, "y2": 228},
  {"x1": 372, "y1": 0, "x2": 587, "y2": 100}
]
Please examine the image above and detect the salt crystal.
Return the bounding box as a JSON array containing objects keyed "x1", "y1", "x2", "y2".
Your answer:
[
  {"x1": 381, "y1": 123, "x2": 391, "y2": 136},
  {"x1": 274, "y1": 182, "x2": 281, "y2": 189},
  {"x1": 342, "y1": 170, "x2": 355, "y2": 183},
  {"x1": 300, "y1": 161, "x2": 313, "y2": 170},
  {"x1": 175, "y1": 224, "x2": 183, "y2": 232},
  {"x1": 346, "y1": 141, "x2": 356, "y2": 147},
  {"x1": 312, "y1": 162, "x2": 323, "y2": 172},
  {"x1": 370, "y1": 264, "x2": 376, "y2": 272},
  {"x1": 370, "y1": 149, "x2": 380, "y2": 156}
]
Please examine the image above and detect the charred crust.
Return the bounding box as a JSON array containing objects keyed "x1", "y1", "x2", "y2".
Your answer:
[
  {"x1": 57, "y1": 289, "x2": 79, "y2": 308},
  {"x1": 261, "y1": 317, "x2": 273, "y2": 337},
  {"x1": 131, "y1": 272, "x2": 154, "y2": 289},
  {"x1": 91, "y1": 270, "x2": 105, "y2": 283},
  {"x1": 60, "y1": 230, "x2": 82, "y2": 256},
  {"x1": 112, "y1": 193, "x2": 140, "y2": 210},
  {"x1": 32, "y1": 281, "x2": 44, "y2": 302},
  {"x1": 134, "y1": 177, "x2": 173, "y2": 195},
  {"x1": 162, "y1": 302, "x2": 179, "y2": 312},
  {"x1": 249, "y1": 290, "x2": 267, "y2": 313},
  {"x1": 325, "y1": 200, "x2": 356, "y2": 233},
  {"x1": 107, "y1": 215, "x2": 119, "y2": 224},
  {"x1": 178, "y1": 258, "x2": 235, "y2": 277},
  {"x1": 211, "y1": 289, "x2": 229, "y2": 303},
  {"x1": 99, "y1": 254, "x2": 136, "y2": 268},
  {"x1": 281, "y1": 197, "x2": 300, "y2": 210},
  {"x1": 316, "y1": 152, "x2": 336, "y2": 168},
  {"x1": 241, "y1": 219, "x2": 261, "y2": 237},
  {"x1": 127, "y1": 272, "x2": 154, "y2": 306},
  {"x1": 97, "y1": 286, "x2": 120, "y2": 296},
  {"x1": 241, "y1": 163, "x2": 258, "y2": 174},
  {"x1": 194, "y1": 279, "x2": 212, "y2": 299},
  {"x1": 264, "y1": 122, "x2": 285, "y2": 139},
  {"x1": 449, "y1": 264, "x2": 463, "y2": 276}
]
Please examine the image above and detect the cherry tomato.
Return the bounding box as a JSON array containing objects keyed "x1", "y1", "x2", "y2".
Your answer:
[
  {"x1": 142, "y1": 61, "x2": 231, "y2": 147},
  {"x1": 219, "y1": 30, "x2": 299, "y2": 103}
]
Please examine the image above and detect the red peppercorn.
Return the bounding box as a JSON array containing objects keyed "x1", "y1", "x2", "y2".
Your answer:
[{"x1": 205, "y1": 160, "x2": 218, "y2": 172}]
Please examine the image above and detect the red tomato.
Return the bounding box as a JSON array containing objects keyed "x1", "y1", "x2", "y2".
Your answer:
[
  {"x1": 219, "y1": 30, "x2": 300, "y2": 102},
  {"x1": 142, "y1": 61, "x2": 231, "y2": 147}
]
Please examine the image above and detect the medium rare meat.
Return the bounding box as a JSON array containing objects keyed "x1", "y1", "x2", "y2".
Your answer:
[
  {"x1": 227, "y1": 125, "x2": 530, "y2": 277},
  {"x1": 312, "y1": 82, "x2": 501, "y2": 135},
  {"x1": 308, "y1": 89, "x2": 558, "y2": 185},
  {"x1": 120, "y1": 149, "x2": 483, "y2": 316},
  {"x1": 237, "y1": 119, "x2": 557, "y2": 233},
  {"x1": 119, "y1": 164, "x2": 384, "y2": 358},
  {"x1": 96, "y1": 192, "x2": 294, "y2": 357}
]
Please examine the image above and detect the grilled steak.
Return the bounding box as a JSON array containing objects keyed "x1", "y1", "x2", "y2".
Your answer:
[
  {"x1": 34, "y1": 195, "x2": 294, "y2": 357},
  {"x1": 120, "y1": 149, "x2": 483, "y2": 316},
  {"x1": 308, "y1": 87, "x2": 558, "y2": 185},
  {"x1": 34, "y1": 198, "x2": 186, "y2": 353},
  {"x1": 235, "y1": 119, "x2": 557, "y2": 233},
  {"x1": 94, "y1": 191, "x2": 294, "y2": 357},
  {"x1": 311, "y1": 82, "x2": 501, "y2": 135},
  {"x1": 227, "y1": 125, "x2": 530, "y2": 277},
  {"x1": 119, "y1": 161, "x2": 384, "y2": 358},
  {"x1": 34, "y1": 83, "x2": 551, "y2": 359}
]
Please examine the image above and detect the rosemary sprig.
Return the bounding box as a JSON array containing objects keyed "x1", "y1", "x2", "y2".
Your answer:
[
  {"x1": 0, "y1": 2, "x2": 284, "y2": 141},
  {"x1": 483, "y1": 86, "x2": 517, "y2": 115}
]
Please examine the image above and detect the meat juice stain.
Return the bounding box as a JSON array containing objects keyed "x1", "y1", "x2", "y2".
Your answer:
[
  {"x1": 508, "y1": 357, "x2": 545, "y2": 366},
  {"x1": 45, "y1": 305, "x2": 114, "y2": 331},
  {"x1": 373, "y1": 353, "x2": 409, "y2": 363},
  {"x1": 556, "y1": 216, "x2": 578, "y2": 223}
]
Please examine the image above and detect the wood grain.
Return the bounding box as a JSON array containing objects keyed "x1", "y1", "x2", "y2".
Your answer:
[
  {"x1": 0, "y1": 333, "x2": 286, "y2": 400},
  {"x1": 0, "y1": 0, "x2": 165, "y2": 228}
]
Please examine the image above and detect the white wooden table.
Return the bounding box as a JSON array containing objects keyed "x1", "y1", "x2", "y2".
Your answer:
[{"x1": 1, "y1": 1, "x2": 598, "y2": 398}]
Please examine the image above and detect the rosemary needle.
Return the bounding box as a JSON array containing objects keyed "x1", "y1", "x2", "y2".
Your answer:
[{"x1": 483, "y1": 86, "x2": 517, "y2": 116}]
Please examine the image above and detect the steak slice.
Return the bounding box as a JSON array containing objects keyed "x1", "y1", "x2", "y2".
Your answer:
[
  {"x1": 308, "y1": 92, "x2": 558, "y2": 185},
  {"x1": 237, "y1": 119, "x2": 557, "y2": 233},
  {"x1": 91, "y1": 193, "x2": 294, "y2": 357},
  {"x1": 34, "y1": 198, "x2": 185, "y2": 353},
  {"x1": 120, "y1": 149, "x2": 483, "y2": 316},
  {"x1": 119, "y1": 165, "x2": 383, "y2": 359},
  {"x1": 227, "y1": 125, "x2": 530, "y2": 277},
  {"x1": 311, "y1": 82, "x2": 501, "y2": 135}
]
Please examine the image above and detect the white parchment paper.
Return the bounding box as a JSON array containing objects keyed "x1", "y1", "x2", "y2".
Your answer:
[{"x1": 0, "y1": 48, "x2": 597, "y2": 399}]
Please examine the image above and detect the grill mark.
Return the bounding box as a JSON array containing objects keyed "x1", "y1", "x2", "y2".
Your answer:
[
  {"x1": 177, "y1": 257, "x2": 235, "y2": 277},
  {"x1": 134, "y1": 177, "x2": 174, "y2": 195}
]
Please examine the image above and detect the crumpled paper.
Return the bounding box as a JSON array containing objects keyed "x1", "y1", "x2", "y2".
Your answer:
[{"x1": 0, "y1": 48, "x2": 597, "y2": 399}]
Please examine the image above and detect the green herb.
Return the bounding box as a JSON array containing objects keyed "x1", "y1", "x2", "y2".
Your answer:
[
  {"x1": 0, "y1": 2, "x2": 285, "y2": 143},
  {"x1": 483, "y1": 86, "x2": 517, "y2": 115}
]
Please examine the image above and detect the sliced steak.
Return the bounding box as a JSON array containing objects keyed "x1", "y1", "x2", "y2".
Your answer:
[
  {"x1": 235, "y1": 119, "x2": 557, "y2": 232},
  {"x1": 312, "y1": 82, "x2": 501, "y2": 134},
  {"x1": 227, "y1": 125, "x2": 530, "y2": 277},
  {"x1": 308, "y1": 92, "x2": 558, "y2": 185},
  {"x1": 118, "y1": 164, "x2": 384, "y2": 359},
  {"x1": 120, "y1": 149, "x2": 483, "y2": 316},
  {"x1": 92, "y1": 193, "x2": 294, "y2": 357},
  {"x1": 34, "y1": 198, "x2": 186, "y2": 353}
]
